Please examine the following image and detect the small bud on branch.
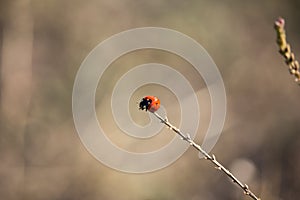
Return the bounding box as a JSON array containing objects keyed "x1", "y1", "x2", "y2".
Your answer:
[{"x1": 274, "y1": 17, "x2": 300, "y2": 84}]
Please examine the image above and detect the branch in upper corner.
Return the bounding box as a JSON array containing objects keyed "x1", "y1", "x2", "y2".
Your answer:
[{"x1": 274, "y1": 17, "x2": 300, "y2": 85}]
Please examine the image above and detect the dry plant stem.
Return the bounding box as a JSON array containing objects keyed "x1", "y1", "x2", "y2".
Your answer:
[
  {"x1": 274, "y1": 17, "x2": 300, "y2": 84},
  {"x1": 153, "y1": 112, "x2": 261, "y2": 200}
]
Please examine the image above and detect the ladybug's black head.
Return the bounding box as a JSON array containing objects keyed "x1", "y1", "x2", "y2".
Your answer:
[{"x1": 139, "y1": 97, "x2": 152, "y2": 111}]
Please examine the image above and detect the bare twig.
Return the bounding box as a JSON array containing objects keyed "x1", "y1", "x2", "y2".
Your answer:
[
  {"x1": 152, "y1": 112, "x2": 261, "y2": 200},
  {"x1": 274, "y1": 17, "x2": 300, "y2": 84}
]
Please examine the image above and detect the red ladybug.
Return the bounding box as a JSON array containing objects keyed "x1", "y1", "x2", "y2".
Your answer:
[{"x1": 139, "y1": 96, "x2": 160, "y2": 113}]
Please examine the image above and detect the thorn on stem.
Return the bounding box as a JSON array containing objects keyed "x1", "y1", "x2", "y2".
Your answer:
[
  {"x1": 186, "y1": 133, "x2": 191, "y2": 140},
  {"x1": 212, "y1": 154, "x2": 216, "y2": 160}
]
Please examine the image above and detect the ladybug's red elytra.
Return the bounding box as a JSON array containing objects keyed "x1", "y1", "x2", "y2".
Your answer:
[{"x1": 139, "y1": 96, "x2": 160, "y2": 113}]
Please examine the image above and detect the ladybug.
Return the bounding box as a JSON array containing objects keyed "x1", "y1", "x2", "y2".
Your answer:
[{"x1": 139, "y1": 96, "x2": 160, "y2": 113}]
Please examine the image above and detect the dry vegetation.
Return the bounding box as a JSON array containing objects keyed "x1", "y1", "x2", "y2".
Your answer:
[{"x1": 1, "y1": 0, "x2": 300, "y2": 200}]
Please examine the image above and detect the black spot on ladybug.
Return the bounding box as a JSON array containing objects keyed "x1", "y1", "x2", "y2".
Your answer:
[{"x1": 139, "y1": 97, "x2": 152, "y2": 111}]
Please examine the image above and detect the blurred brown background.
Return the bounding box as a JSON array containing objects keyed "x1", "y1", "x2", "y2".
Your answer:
[{"x1": 1, "y1": 0, "x2": 300, "y2": 199}]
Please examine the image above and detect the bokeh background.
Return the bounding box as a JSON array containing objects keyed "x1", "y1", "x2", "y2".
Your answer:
[{"x1": 1, "y1": 0, "x2": 300, "y2": 199}]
